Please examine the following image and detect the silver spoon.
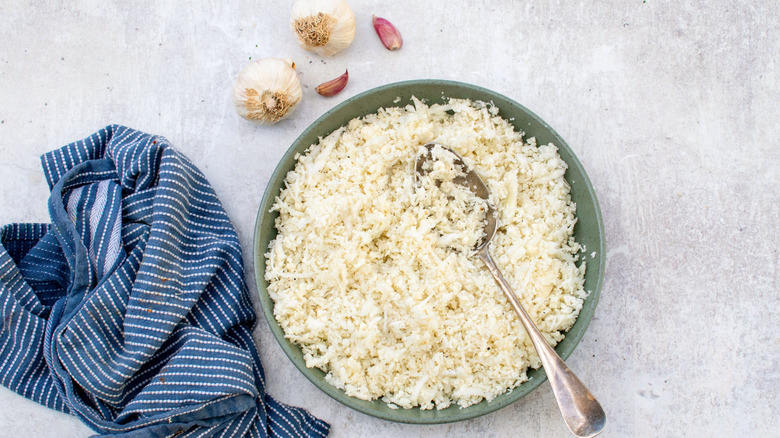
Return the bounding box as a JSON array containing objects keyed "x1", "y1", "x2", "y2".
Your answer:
[{"x1": 415, "y1": 143, "x2": 606, "y2": 438}]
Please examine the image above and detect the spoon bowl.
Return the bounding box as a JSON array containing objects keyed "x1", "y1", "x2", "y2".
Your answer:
[
  {"x1": 415, "y1": 142, "x2": 607, "y2": 438},
  {"x1": 414, "y1": 143, "x2": 498, "y2": 252}
]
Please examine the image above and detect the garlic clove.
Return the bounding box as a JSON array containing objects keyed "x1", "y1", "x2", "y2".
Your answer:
[
  {"x1": 372, "y1": 15, "x2": 402, "y2": 50},
  {"x1": 232, "y1": 58, "x2": 302, "y2": 125},
  {"x1": 291, "y1": 0, "x2": 356, "y2": 56},
  {"x1": 316, "y1": 70, "x2": 349, "y2": 97}
]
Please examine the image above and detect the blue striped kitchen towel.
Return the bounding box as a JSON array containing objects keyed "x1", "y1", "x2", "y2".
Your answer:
[{"x1": 0, "y1": 125, "x2": 330, "y2": 438}]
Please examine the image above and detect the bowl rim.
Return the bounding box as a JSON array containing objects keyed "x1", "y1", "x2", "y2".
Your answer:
[{"x1": 253, "y1": 79, "x2": 605, "y2": 424}]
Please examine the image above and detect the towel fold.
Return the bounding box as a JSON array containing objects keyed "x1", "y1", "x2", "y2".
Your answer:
[{"x1": 0, "y1": 125, "x2": 330, "y2": 438}]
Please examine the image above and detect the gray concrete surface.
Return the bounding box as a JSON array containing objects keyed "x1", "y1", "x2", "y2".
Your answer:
[{"x1": 0, "y1": 1, "x2": 777, "y2": 436}]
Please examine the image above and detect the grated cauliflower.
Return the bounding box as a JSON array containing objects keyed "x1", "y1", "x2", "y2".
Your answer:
[{"x1": 265, "y1": 97, "x2": 586, "y2": 410}]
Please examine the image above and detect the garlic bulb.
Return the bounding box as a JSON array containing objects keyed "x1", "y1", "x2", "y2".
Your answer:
[
  {"x1": 290, "y1": 0, "x2": 356, "y2": 56},
  {"x1": 232, "y1": 58, "x2": 302, "y2": 124}
]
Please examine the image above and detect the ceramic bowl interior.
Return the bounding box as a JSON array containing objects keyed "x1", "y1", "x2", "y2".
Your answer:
[{"x1": 253, "y1": 79, "x2": 605, "y2": 424}]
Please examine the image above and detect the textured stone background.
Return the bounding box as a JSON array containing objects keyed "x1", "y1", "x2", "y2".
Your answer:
[{"x1": 0, "y1": 1, "x2": 777, "y2": 436}]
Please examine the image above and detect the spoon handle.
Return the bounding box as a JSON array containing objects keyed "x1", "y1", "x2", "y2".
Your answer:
[{"x1": 478, "y1": 249, "x2": 606, "y2": 438}]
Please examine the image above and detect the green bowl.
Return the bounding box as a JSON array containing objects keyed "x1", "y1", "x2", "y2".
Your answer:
[{"x1": 253, "y1": 79, "x2": 605, "y2": 424}]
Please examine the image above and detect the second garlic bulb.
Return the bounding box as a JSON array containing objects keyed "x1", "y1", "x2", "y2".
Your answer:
[
  {"x1": 233, "y1": 58, "x2": 302, "y2": 125},
  {"x1": 290, "y1": 0, "x2": 356, "y2": 56}
]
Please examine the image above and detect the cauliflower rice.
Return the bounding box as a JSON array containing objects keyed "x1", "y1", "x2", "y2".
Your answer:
[{"x1": 265, "y1": 97, "x2": 586, "y2": 410}]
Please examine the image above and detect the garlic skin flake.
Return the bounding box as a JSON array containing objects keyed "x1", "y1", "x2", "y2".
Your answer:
[
  {"x1": 291, "y1": 0, "x2": 356, "y2": 56},
  {"x1": 233, "y1": 58, "x2": 302, "y2": 125}
]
